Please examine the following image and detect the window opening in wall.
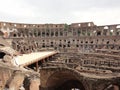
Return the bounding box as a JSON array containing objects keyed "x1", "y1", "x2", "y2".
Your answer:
[
  {"x1": 13, "y1": 34, "x2": 17, "y2": 37},
  {"x1": 103, "y1": 29, "x2": 107, "y2": 35},
  {"x1": 42, "y1": 44, "x2": 45, "y2": 48},
  {"x1": 42, "y1": 32, "x2": 45, "y2": 37},
  {"x1": 85, "y1": 41, "x2": 88, "y2": 43},
  {"x1": 51, "y1": 45, "x2": 53, "y2": 47},
  {"x1": 0, "y1": 52, "x2": 6, "y2": 59},
  {"x1": 63, "y1": 45, "x2": 66, "y2": 48},
  {"x1": 76, "y1": 45, "x2": 79, "y2": 47},
  {"x1": 38, "y1": 32, "x2": 41, "y2": 36},
  {"x1": 51, "y1": 32, "x2": 54, "y2": 37},
  {"x1": 97, "y1": 31, "x2": 101, "y2": 36},
  {"x1": 116, "y1": 31, "x2": 119, "y2": 35},
  {"x1": 51, "y1": 42, "x2": 53, "y2": 44},
  {"x1": 55, "y1": 32, "x2": 58, "y2": 36},
  {"x1": 91, "y1": 41, "x2": 93, "y2": 44},
  {"x1": 51, "y1": 42, "x2": 53, "y2": 47},
  {"x1": 34, "y1": 31, "x2": 37, "y2": 37},
  {"x1": 60, "y1": 32, "x2": 63, "y2": 36},
  {"x1": 59, "y1": 44, "x2": 62, "y2": 47},
  {"x1": 46, "y1": 33, "x2": 49, "y2": 36},
  {"x1": 68, "y1": 44, "x2": 70, "y2": 47},
  {"x1": 107, "y1": 41, "x2": 109, "y2": 44},
  {"x1": 68, "y1": 41, "x2": 70, "y2": 43},
  {"x1": 81, "y1": 41, "x2": 83, "y2": 43},
  {"x1": 111, "y1": 45, "x2": 114, "y2": 49},
  {"x1": 114, "y1": 39, "x2": 116, "y2": 42}
]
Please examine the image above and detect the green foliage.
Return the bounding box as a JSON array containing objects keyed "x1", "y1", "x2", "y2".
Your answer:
[
  {"x1": 64, "y1": 24, "x2": 69, "y2": 31},
  {"x1": 87, "y1": 32, "x2": 90, "y2": 36}
]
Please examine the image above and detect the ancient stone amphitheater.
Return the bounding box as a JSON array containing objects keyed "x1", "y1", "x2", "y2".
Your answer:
[{"x1": 0, "y1": 21, "x2": 120, "y2": 90}]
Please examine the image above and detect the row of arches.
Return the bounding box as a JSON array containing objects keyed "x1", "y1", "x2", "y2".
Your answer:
[
  {"x1": 9, "y1": 25, "x2": 120, "y2": 38},
  {"x1": 12, "y1": 38, "x2": 120, "y2": 53}
]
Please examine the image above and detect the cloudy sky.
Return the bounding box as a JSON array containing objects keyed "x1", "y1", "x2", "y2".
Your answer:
[{"x1": 0, "y1": 0, "x2": 120, "y2": 25}]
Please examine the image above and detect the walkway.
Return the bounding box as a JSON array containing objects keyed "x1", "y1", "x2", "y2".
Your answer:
[{"x1": 14, "y1": 51, "x2": 58, "y2": 66}]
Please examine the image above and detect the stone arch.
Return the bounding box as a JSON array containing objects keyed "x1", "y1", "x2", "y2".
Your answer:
[
  {"x1": 97, "y1": 31, "x2": 101, "y2": 36},
  {"x1": 0, "y1": 52, "x2": 6, "y2": 59},
  {"x1": 46, "y1": 68, "x2": 89, "y2": 90}
]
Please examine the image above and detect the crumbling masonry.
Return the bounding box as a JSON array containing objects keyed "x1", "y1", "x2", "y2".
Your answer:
[{"x1": 0, "y1": 21, "x2": 120, "y2": 90}]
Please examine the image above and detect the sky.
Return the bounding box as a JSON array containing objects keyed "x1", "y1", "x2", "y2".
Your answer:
[{"x1": 0, "y1": 0, "x2": 120, "y2": 25}]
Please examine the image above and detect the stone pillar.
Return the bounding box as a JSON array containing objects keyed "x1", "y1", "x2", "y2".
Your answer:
[
  {"x1": 29, "y1": 77, "x2": 40, "y2": 90},
  {"x1": 53, "y1": 31, "x2": 55, "y2": 37},
  {"x1": 101, "y1": 29, "x2": 104, "y2": 36},
  {"x1": 45, "y1": 29, "x2": 46, "y2": 37},
  {"x1": 81, "y1": 29, "x2": 82, "y2": 36},
  {"x1": 5, "y1": 71, "x2": 25, "y2": 90},
  {"x1": 41, "y1": 31, "x2": 43, "y2": 38},
  {"x1": 49, "y1": 29, "x2": 51, "y2": 37}
]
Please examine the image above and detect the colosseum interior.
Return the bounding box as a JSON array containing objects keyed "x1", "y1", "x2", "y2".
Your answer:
[{"x1": 0, "y1": 21, "x2": 120, "y2": 90}]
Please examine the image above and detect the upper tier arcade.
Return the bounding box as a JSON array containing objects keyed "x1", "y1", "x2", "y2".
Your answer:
[{"x1": 0, "y1": 21, "x2": 120, "y2": 53}]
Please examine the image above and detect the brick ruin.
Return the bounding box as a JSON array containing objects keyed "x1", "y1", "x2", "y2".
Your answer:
[
  {"x1": 0, "y1": 21, "x2": 120, "y2": 53},
  {"x1": 0, "y1": 21, "x2": 120, "y2": 90}
]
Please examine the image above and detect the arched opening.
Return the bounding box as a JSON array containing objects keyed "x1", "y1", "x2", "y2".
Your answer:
[
  {"x1": 46, "y1": 71, "x2": 85, "y2": 90},
  {"x1": 13, "y1": 34, "x2": 17, "y2": 37},
  {"x1": 97, "y1": 31, "x2": 101, "y2": 36},
  {"x1": 0, "y1": 52, "x2": 6, "y2": 59}
]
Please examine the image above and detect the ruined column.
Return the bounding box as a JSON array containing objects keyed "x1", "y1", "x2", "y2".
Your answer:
[
  {"x1": 5, "y1": 70, "x2": 25, "y2": 90},
  {"x1": 29, "y1": 76, "x2": 40, "y2": 90}
]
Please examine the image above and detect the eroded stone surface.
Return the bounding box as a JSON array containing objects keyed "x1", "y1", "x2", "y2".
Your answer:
[{"x1": 0, "y1": 21, "x2": 120, "y2": 90}]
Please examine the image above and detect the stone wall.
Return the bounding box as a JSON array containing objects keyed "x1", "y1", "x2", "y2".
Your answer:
[
  {"x1": 0, "y1": 62, "x2": 40, "y2": 90},
  {"x1": 0, "y1": 21, "x2": 120, "y2": 54}
]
